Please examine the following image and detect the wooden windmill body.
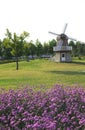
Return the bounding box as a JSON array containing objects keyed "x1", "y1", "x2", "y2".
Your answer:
[{"x1": 49, "y1": 24, "x2": 76, "y2": 62}]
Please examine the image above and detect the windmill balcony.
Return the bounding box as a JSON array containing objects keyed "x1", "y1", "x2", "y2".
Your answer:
[{"x1": 53, "y1": 46, "x2": 72, "y2": 52}]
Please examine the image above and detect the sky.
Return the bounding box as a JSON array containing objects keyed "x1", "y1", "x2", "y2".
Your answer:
[{"x1": 0, "y1": 0, "x2": 85, "y2": 43}]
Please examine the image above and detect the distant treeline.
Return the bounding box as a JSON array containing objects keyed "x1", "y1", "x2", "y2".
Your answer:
[
  {"x1": 69, "y1": 41, "x2": 85, "y2": 58},
  {"x1": 0, "y1": 29, "x2": 85, "y2": 60}
]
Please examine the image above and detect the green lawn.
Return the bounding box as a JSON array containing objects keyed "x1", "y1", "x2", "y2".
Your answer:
[{"x1": 0, "y1": 59, "x2": 85, "y2": 90}]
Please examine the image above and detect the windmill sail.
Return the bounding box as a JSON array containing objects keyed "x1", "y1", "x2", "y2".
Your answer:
[
  {"x1": 63, "y1": 23, "x2": 68, "y2": 34},
  {"x1": 49, "y1": 23, "x2": 76, "y2": 42},
  {"x1": 48, "y1": 31, "x2": 59, "y2": 36},
  {"x1": 68, "y1": 36, "x2": 77, "y2": 41}
]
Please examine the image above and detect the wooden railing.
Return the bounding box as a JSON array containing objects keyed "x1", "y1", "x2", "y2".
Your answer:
[{"x1": 53, "y1": 46, "x2": 72, "y2": 52}]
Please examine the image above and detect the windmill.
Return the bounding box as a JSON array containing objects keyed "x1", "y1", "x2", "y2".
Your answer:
[{"x1": 49, "y1": 23, "x2": 76, "y2": 62}]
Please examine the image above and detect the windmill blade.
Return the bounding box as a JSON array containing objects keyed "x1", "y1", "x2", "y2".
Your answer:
[
  {"x1": 63, "y1": 23, "x2": 68, "y2": 34},
  {"x1": 68, "y1": 36, "x2": 77, "y2": 41},
  {"x1": 48, "y1": 31, "x2": 59, "y2": 36}
]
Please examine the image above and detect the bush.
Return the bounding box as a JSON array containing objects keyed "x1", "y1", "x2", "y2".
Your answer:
[{"x1": 0, "y1": 85, "x2": 85, "y2": 130}]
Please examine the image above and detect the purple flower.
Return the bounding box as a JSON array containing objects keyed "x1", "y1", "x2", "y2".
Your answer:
[
  {"x1": 61, "y1": 118, "x2": 69, "y2": 123},
  {"x1": 0, "y1": 85, "x2": 84, "y2": 129},
  {"x1": 79, "y1": 119, "x2": 85, "y2": 125}
]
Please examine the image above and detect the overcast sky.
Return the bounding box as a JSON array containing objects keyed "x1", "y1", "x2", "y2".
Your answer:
[{"x1": 0, "y1": 0, "x2": 85, "y2": 43}]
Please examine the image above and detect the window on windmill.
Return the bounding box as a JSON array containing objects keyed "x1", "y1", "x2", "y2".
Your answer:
[{"x1": 62, "y1": 54, "x2": 65, "y2": 57}]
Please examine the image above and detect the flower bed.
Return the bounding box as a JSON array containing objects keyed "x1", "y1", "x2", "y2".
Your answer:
[{"x1": 0, "y1": 85, "x2": 85, "y2": 130}]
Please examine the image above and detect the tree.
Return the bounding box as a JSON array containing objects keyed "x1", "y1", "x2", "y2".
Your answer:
[
  {"x1": 28, "y1": 40, "x2": 36, "y2": 59},
  {"x1": 0, "y1": 40, "x2": 3, "y2": 58},
  {"x1": 48, "y1": 39, "x2": 56, "y2": 54},
  {"x1": 69, "y1": 40, "x2": 85, "y2": 58},
  {"x1": 80, "y1": 43, "x2": 85, "y2": 56},
  {"x1": 5, "y1": 29, "x2": 29, "y2": 70},
  {"x1": 35, "y1": 39, "x2": 43, "y2": 57},
  {"x1": 2, "y1": 38, "x2": 12, "y2": 59},
  {"x1": 69, "y1": 41, "x2": 76, "y2": 57},
  {"x1": 24, "y1": 41, "x2": 29, "y2": 57},
  {"x1": 43, "y1": 42, "x2": 49, "y2": 55}
]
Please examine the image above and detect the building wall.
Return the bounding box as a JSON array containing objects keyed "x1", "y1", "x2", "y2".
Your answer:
[
  {"x1": 60, "y1": 52, "x2": 72, "y2": 62},
  {"x1": 65, "y1": 52, "x2": 72, "y2": 62},
  {"x1": 50, "y1": 51, "x2": 72, "y2": 62},
  {"x1": 50, "y1": 53, "x2": 61, "y2": 62}
]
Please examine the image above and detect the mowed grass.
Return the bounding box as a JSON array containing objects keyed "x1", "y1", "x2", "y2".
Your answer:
[{"x1": 0, "y1": 59, "x2": 85, "y2": 90}]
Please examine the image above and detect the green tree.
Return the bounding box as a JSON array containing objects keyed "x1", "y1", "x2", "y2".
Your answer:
[
  {"x1": 35, "y1": 39, "x2": 43, "y2": 57},
  {"x1": 43, "y1": 42, "x2": 49, "y2": 55},
  {"x1": 28, "y1": 40, "x2": 36, "y2": 59},
  {"x1": 24, "y1": 41, "x2": 29, "y2": 56},
  {"x1": 69, "y1": 41, "x2": 76, "y2": 57},
  {"x1": 69, "y1": 41, "x2": 85, "y2": 58},
  {"x1": 80, "y1": 43, "x2": 85, "y2": 56},
  {"x1": 5, "y1": 29, "x2": 29, "y2": 70},
  {"x1": 0, "y1": 40, "x2": 3, "y2": 58},
  {"x1": 76, "y1": 41, "x2": 81, "y2": 57},
  {"x1": 48, "y1": 39, "x2": 56, "y2": 54},
  {"x1": 2, "y1": 38, "x2": 12, "y2": 59}
]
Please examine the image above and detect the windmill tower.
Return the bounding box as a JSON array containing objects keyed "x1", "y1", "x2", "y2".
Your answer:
[{"x1": 49, "y1": 23, "x2": 76, "y2": 62}]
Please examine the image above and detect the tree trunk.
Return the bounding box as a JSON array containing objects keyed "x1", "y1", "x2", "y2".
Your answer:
[{"x1": 16, "y1": 56, "x2": 19, "y2": 70}]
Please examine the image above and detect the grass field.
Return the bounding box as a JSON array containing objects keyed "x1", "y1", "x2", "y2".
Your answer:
[{"x1": 0, "y1": 58, "x2": 85, "y2": 90}]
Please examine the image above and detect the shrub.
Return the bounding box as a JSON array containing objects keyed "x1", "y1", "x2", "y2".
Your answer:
[{"x1": 0, "y1": 85, "x2": 85, "y2": 129}]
